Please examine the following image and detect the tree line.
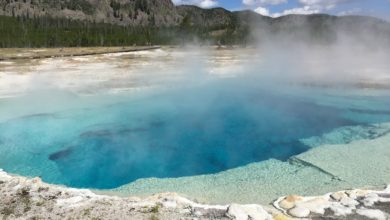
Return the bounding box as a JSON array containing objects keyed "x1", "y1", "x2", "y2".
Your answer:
[{"x1": 0, "y1": 15, "x2": 251, "y2": 48}]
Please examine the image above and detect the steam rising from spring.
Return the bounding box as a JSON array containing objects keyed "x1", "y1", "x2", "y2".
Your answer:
[{"x1": 0, "y1": 16, "x2": 389, "y2": 189}]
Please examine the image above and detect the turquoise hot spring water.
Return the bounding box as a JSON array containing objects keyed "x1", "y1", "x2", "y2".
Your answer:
[{"x1": 0, "y1": 76, "x2": 389, "y2": 192}]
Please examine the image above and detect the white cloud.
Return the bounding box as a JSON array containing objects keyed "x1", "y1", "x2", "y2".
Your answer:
[
  {"x1": 199, "y1": 0, "x2": 218, "y2": 8},
  {"x1": 298, "y1": 0, "x2": 347, "y2": 5},
  {"x1": 172, "y1": 0, "x2": 218, "y2": 8},
  {"x1": 258, "y1": 0, "x2": 351, "y2": 17},
  {"x1": 243, "y1": 0, "x2": 288, "y2": 6},
  {"x1": 338, "y1": 7, "x2": 361, "y2": 16},
  {"x1": 298, "y1": 0, "x2": 351, "y2": 10},
  {"x1": 254, "y1": 7, "x2": 270, "y2": 16},
  {"x1": 277, "y1": 6, "x2": 320, "y2": 16},
  {"x1": 254, "y1": 5, "x2": 320, "y2": 17},
  {"x1": 252, "y1": 0, "x2": 358, "y2": 18}
]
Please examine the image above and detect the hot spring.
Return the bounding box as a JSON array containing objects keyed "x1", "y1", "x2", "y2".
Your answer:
[{"x1": 0, "y1": 48, "x2": 389, "y2": 203}]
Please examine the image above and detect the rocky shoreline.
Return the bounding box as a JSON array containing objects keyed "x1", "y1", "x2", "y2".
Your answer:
[
  {"x1": 0, "y1": 47, "x2": 161, "y2": 61},
  {"x1": 0, "y1": 169, "x2": 274, "y2": 220},
  {"x1": 275, "y1": 186, "x2": 390, "y2": 219},
  {"x1": 1, "y1": 169, "x2": 389, "y2": 220}
]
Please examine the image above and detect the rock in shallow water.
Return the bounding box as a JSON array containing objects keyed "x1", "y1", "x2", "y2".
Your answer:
[{"x1": 278, "y1": 195, "x2": 304, "y2": 210}]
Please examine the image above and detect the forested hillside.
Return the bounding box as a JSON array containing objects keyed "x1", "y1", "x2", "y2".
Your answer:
[
  {"x1": 0, "y1": 15, "x2": 249, "y2": 47},
  {"x1": 0, "y1": 0, "x2": 389, "y2": 48}
]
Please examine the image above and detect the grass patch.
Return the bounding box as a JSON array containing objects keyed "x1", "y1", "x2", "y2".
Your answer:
[
  {"x1": 37, "y1": 187, "x2": 49, "y2": 192},
  {"x1": 35, "y1": 201, "x2": 45, "y2": 207},
  {"x1": 150, "y1": 204, "x2": 161, "y2": 213},
  {"x1": 17, "y1": 187, "x2": 32, "y2": 214},
  {"x1": 83, "y1": 208, "x2": 92, "y2": 216},
  {"x1": 150, "y1": 214, "x2": 159, "y2": 220}
]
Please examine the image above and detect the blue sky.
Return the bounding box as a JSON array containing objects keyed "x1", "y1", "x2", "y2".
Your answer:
[{"x1": 172, "y1": 0, "x2": 390, "y2": 20}]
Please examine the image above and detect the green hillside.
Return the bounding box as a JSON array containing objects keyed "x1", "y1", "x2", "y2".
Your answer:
[{"x1": 0, "y1": 15, "x2": 250, "y2": 47}]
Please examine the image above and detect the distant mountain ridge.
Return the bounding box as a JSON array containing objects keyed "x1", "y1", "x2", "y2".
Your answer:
[
  {"x1": 1, "y1": 0, "x2": 389, "y2": 27},
  {"x1": 0, "y1": 0, "x2": 390, "y2": 47}
]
